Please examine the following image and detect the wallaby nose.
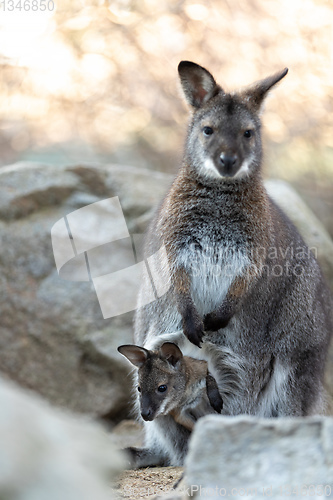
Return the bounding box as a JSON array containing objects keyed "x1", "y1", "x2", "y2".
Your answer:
[
  {"x1": 219, "y1": 153, "x2": 238, "y2": 172},
  {"x1": 141, "y1": 408, "x2": 154, "y2": 421}
]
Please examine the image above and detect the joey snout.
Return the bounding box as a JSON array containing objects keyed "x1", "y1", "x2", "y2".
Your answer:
[
  {"x1": 140, "y1": 394, "x2": 158, "y2": 421},
  {"x1": 141, "y1": 408, "x2": 155, "y2": 421}
]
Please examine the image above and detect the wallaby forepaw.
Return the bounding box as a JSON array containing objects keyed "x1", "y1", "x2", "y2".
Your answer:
[
  {"x1": 187, "y1": 328, "x2": 204, "y2": 347},
  {"x1": 204, "y1": 311, "x2": 232, "y2": 331},
  {"x1": 185, "y1": 326, "x2": 204, "y2": 347},
  {"x1": 206, "y1": 373, "x2": 223, "y2": 413},
  {"x1": 183, "y1": 319, "x2": 205, "y2": 347}
]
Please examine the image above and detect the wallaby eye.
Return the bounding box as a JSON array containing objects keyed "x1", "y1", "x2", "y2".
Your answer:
[
  {"x1": 138, "y1": 386, "x2": 141, "y2": 392},
  {"x1": 244, "y1": 130, "x2": 253, "y2": 139},
  {"x1": 203, "y1": 126, "x2": 214, "y2": 136},
  {"x1": 157, "y1": 385, "x2": 167, "y2": 393}
]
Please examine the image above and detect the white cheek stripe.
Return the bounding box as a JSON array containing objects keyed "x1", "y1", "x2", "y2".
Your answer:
[
  {"x1": 203, "y1": 159, "x2": 222, "y2": 179},
  {"x1": 233, "y1": 156, "x2": 253, "y2": 179},
  {"x1": 156, "y1": 397, "x2": 169, "y2": 417}
]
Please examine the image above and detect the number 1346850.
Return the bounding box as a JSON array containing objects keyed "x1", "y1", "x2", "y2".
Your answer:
[{"x1": 1, "y1": 0, "x2": 55, "y2": 11}]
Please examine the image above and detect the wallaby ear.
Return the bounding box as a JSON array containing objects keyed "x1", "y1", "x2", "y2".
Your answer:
[
  {"x1": 240, "y1": 68, "x2": 288, "y2": 113},
  {"x1": 159, "y1": 342, "x2": 183, "y2": 367},
  {"x1": 178, "y1": 61, "x2": 220, "y2": 108},
  {"x1": 117, "y1": 345, "x2": 149, "y2": 368}
]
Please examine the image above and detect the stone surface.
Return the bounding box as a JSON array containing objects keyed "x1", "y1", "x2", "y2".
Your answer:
[
  {"x1": 294, "y1": 182, "x2": 333, "y2": 240},
  {"x1": 70, "y1": 163, "x2": 172, "y2": 219},
  {"x1": 0, "y1": 161, "x2": 172, "y2": 418},
  {"x1": 1, "y1": 161, "x2": 332, "y2": 421},
  {"x1": 185, "y1": 415, "x2": 333, "y2": 499},
  {"x1": 110, "y1": 419, "x2": 145, "y2": 449},
  {"x1": 0, "y1": 162, "x2": 79, "y2": 220},
  {"x1": 0, "y1": 375, "x2": 125, "y2": 500}
]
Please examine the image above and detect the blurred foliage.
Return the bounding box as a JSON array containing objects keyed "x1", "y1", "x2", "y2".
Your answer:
[{"x1": 0, "y1": 0, "x2": 332, "y2": 194}]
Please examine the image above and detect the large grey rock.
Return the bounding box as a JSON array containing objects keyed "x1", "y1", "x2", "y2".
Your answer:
[
  {"x1": 70, "y1": 163, "x2": 172, "y2": 219},
  {"x1": 0, "y1": 162, "x2": 79, "y2": 220},
  {"x1": 0, "y1": 161, "x2": 171, "y2": 418},
  {"x1": 185, "y1": 415, "x2": 333, "y2": 499},
  {"x1": 0, "y1": 376, "x2": 125, "y2": 500}
]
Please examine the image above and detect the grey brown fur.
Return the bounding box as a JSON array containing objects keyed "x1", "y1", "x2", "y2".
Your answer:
[
  {"x1": 133, "y1": 61, "x2": 332, "y2": 466},
  {"x1": 118, "y1": 342, "x2": 222, "y2": 467}
]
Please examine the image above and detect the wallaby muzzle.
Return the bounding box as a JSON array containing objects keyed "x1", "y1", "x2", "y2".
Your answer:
[
  {"x1": 141, "y1": 408, "x2": 154, "y2": 421},
  {"x1": 218, "y1": 152, "x2": 240, "y2": 177},
  {"x1": 140, "y1": 395, "x2": 157, "y2": 421}
]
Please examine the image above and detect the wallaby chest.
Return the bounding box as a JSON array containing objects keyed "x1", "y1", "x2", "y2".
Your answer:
[{"x1": 158, "y1": 182, "x2": 259, "y2": 315}]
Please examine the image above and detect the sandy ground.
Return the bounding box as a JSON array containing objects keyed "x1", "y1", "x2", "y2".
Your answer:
[
  {"x1": 111, "y1": 420, "x2": 184, "y2": 500},
  {"x1": 116, "y1": 467, "x2": 184, "y2": 500}
]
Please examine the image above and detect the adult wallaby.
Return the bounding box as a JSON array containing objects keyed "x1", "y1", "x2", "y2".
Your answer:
[
  {"x1": 133, "y1": 61, "x2": 332, "y2": 466},
  {"x1": 118, "y1": 342, "x2": 222, "y2": 433}
]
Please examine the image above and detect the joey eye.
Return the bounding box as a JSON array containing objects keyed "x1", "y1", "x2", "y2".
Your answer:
[
  {"x1": 203, "y1": 126, "x2": 213, "y2": 136},
  {"x1": 138, "y1": 386, "x2": 141, "y2": 392},
  {"x1": 244, "y1": 130, "x2": 253, "y2": 139},
  {"x1": 158, "y1": 385, "x2": 167, "y2": 393}
]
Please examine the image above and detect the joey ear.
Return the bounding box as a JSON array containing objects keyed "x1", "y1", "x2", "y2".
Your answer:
[
  {"x1": 240, "y1": 68, "x2": 288, "y2": 113},
  {"x1": 117, "y1": 345, "x2": 150, "y2": 368},
  {"x1": 178, "y1": 61, "x2": 220, "y2": 108},
  {"x1": 159, "y1": 342, "x2": 183, "y2": 367}
]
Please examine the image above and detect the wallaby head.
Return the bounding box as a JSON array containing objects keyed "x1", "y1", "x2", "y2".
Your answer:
[
  {"x1": 118, "y1": 342, "x2": 186, "y2": 422},
  {"x1": 178, "y1": 61, "x2": 288, "y2": 182}
]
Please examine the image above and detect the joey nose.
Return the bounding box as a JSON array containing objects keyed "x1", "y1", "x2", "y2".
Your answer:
[
  {"x1": 219, "y1": 153, "x2": 238, "y2": 172},
  {"x1": 141, "y1": 408, "x2": 154, "y2": 421}
]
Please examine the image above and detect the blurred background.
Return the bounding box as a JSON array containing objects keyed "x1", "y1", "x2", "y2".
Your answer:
[{"x1": 0, "y1": 0, "x2": 332, "y2": 234}]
